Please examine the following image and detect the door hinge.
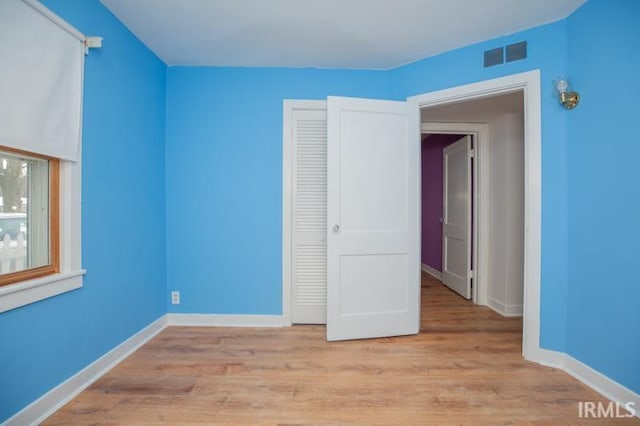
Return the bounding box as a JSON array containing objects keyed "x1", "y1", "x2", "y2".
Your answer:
[
  {"x1": 468, "y1": 270, "x2": 474, "y2": 279},
  {"x1": 469, "y1": 149, "x2": 475, "y2": 159}
]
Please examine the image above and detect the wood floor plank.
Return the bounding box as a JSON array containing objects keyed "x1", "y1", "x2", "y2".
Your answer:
[{"x1": 44, "y1": 273, "x2": 638, "y2": 424}]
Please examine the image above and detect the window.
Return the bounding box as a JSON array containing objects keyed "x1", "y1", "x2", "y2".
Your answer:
[
  {"x1": 0, "y1": 147, "x2": 59, "y2": 286},
  {"x1": 0, "y1": 0, "x2": 85, "y2": 313},
  {"x1": 0, "y1": 150, "x2": 83, "y2": 314}
]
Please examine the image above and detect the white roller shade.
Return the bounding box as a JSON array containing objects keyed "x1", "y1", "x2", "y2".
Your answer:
[{"x1": 0, "y1": 0, "x2": 85, "y2": 162}]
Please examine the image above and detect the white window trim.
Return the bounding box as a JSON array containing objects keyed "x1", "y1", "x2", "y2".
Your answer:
[{"x1": 0, "y1": 157, "x2": 85, "y2": 313}]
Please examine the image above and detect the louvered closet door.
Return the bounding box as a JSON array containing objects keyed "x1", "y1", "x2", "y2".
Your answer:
[{"x1": 292, "y1": 109, "x2": 328, "y2": 324}]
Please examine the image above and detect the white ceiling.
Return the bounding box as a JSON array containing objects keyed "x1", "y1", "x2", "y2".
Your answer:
[
  {"x1": 421, "y1": 91, "x2": 524, "y2": 122},
  {"x1": 99, "y1": 0, "x2": 585, "y2": 69}
]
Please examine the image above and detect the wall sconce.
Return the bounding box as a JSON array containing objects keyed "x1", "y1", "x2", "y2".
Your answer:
[{"x1": 555, "y1": 77, "x2": 580, "y2": 110}]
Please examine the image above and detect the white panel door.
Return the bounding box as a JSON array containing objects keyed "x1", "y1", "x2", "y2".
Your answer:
[
  {"x1": 326, "y1": 96, "x2": 420, "y2": 341},
  {"x1": 292, "y1": 109, "x2": 327, "y2": 324},
  {"x1": 442, "y1": 136, "x2": 472, "y2": 299}
]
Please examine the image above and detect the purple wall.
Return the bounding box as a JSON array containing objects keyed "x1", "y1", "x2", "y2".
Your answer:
[{"x1": 421, "y1": 134, "x2": 465, "y2": 271}]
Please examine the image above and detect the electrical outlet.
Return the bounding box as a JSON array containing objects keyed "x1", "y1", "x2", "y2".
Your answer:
[{"x1": 171, "y1": 291, "x2": 180, "y2": 305}]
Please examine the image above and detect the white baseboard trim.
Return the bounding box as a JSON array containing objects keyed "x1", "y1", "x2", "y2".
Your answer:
[
  {"x1": 487, "y1": 297, "x2": 523, "y2": 317},
  {"x1": 167, "y1": 313, "x2": 285, "y2": 327},
  {"x1": 4, "y1": 315, "x2": 168, "y2": 426},
  {"x1": 421, "y1": 263, "x2": 442, "y2": 280},
  {"x1": 537, "y1": 348, "x2": 640, "y2": 418}
]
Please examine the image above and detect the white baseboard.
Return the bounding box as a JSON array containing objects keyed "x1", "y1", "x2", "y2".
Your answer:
[
  {"x1": 167, "y1": 313, "x2": 284, "y2": 327},
  {"x1": 4, "y1": 315, "x2": 168, "y2": 426},
  {"x1": 421, "y1": 263, "x2": 442, "y2": 280},
  {"x1": 537, "y1": 348, "x2": 640, "y2": 419},
  {"x1": 487, "y1": 296, "x2": 523, "y2": 317}
]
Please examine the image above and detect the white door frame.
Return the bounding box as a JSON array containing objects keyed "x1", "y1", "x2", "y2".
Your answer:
[
  {"x1": 282, "y1": 99, "x2": 327, "y2": 326},
  {"x1": 421, "y1": 123, "x2": 488, "y2": 306},
  {"x1": 409, "y1": 70, "x2": 542, "y2": 361}
]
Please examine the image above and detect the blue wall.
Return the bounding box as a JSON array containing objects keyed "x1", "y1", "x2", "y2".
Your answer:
[
  {"x1": 166, "y1": 9, "x2": 640, "y2": 395},
  {"x1": 164, "y1": 22, "x2": 573, "y2": 353},
  {"x1": 388, "y1": 2, "x2": 639, "y2": 393},
  {"x1": 566, "y1": 0, "x2": 640, "y2": 393},
  {"x1": 163, "y1": 23, "x2": 572, "y2": 338},
  {"x1": 0, "y1": 0, "x2": 167, "y2": 421},
  {"x1": 165, "y1": 67, "x2": 390, "y2": 314}
]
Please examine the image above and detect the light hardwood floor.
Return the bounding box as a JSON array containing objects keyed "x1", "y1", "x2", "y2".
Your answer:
[{"x1": 45, "y1": 273, "x2": 636, "y2": 424}]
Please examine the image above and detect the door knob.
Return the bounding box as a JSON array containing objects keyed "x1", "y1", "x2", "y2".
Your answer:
[{"x1": 332, "y1": 224, "x2": 340, "y2": 233}]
